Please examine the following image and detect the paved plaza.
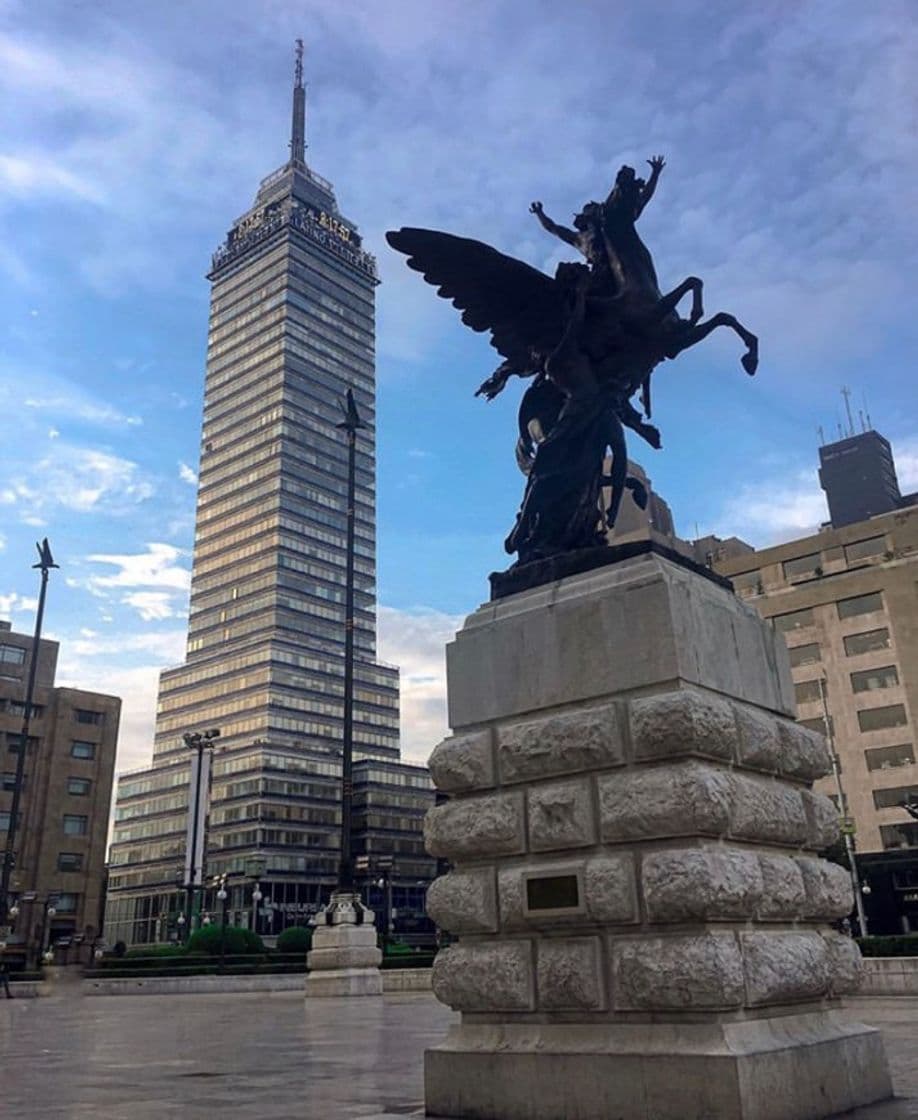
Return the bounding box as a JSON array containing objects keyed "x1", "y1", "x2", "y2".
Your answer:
[{"x1": 2, "y1": 990, "x2": 918, "y2": 1118}]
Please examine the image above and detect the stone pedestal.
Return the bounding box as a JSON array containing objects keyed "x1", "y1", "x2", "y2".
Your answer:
[
  {"x1": 423, "y1": 552, "x2": 892, "y2": 1120},
  {"x1": 305, "y1": 892, "x2": 382, "y2": 998}
]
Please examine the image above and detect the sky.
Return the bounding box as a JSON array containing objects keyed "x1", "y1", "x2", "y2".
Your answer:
[{"x1": 1, "y1": 0, "x2": 916, "y2": 778}]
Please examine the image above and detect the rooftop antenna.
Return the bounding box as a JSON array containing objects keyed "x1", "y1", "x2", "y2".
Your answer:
[
  {"x1": 858, "y1": 409, "x2": 867, "y2": 434},
  {"x1": 817, "y1": 425, "x2": 825, "y2": 446},
  {"x1": 290, "y1": 39, "x2": 306, "y2": 164},
  {"x1": 862, "y1": 391, "x2": 872, "y2": 430},
  {"x1": 840, "y1": 386, "x2": 855, "y2": 437}
]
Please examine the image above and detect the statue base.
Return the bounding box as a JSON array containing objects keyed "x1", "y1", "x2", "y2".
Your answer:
[
  {"x1": 425, "y1": 551, "x2": 891, "y2": 1119},
  {"x1": 488, "y1": 537, "x2": 731, "y2": 600},
  {"x1": 304, "y1": 892, "x2": 382, "y2": 998}
]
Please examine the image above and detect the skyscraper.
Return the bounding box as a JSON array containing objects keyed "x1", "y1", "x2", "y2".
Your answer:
[{"x1": 105, "y1": 47, "x2": 435, "y2": 947}]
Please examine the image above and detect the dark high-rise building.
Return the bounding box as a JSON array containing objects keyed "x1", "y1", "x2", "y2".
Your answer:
[
  {"x1": 104, "y1": 47, "x2": 435, "y2": 948},
  {"x1": 819, "y1": 430, "x2": 902, "y2": 529}
]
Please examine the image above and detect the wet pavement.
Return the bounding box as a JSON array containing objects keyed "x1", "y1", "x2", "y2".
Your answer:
[{"x1": 1, "y1": 988, "x2": 917, "y2": 1118}]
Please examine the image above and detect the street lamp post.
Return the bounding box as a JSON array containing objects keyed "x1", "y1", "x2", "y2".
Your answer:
[
  {"x1": 251, "y1": 881, "x2": 263, "y2": 936},
  {"x1": 0, "y1": 540, "x2": 58, "y2": 942},
  {"x1": 817, "y1": 678, "x2": 869, "y2": 936},
  {"x1": 304, "y1": 389, "x2": 383, "y2": 996},
  {"x1": 216, "y1": 874, "x2": 229, "y2": 973},
  {"x1": 182, "y1": 728, "x2": 220, "y2": 937}
]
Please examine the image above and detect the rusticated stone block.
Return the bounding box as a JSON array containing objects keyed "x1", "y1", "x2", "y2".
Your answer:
[
  {"x1": 612, "y1": 933, "x2": 745, "y2": 1010},
  {"x1": 642, "y1": 847, "x2": 763, "y2": 923},
  {"x1": 537, "y1": 936, "x2": 605, "y2": 1010},
  {"x1": 428, "y1": 730, "x2": 494, "y2": 793},
  {"x1": 424, "y1": 792, "x2": 525, "y2": 860},
  {"x1": 630, "y1": 689, "x2": 735, "y2": 762},
  {"x1": 823, "y1": 930, "x2": 864, "y2": 995},
  {"x1": 756, "y1": 853, "x2": 807, "y2": 919},
  {"x1": 777, "y1": 719, "x2": 833, "y2": 782},
  {"x1": 730, "y1": 773, "x2": 808, "y2": 845},
  {"x1": 432, "y1": 941, "x2": 534, "y2": 1012},
  {"x1": 584, "y1": 853, "x2": 639, "y2": 924},
  {"x1": 733, "y1": 702, "x2": 782, "y2": 772},
  {"x1": 742, "y1": 931, "x2": 829, "y2": 1005},
  {"x1": 802, "y1": 788, "x2": 841, "y2": 850},
  {"x1": 528, "y1": 778, "x2": 595, "y2": 852},
  {"x1": 426, "y1": 868, "x2": 497, "y2": 934},
  {"x1": 598, "y1": 762, "x2": 732, "y2": 842},
  {"x1": 498, "y1": 703, "x2": 625, "y2": 784},
  {"x1": 796, "y1": 856, "x2": 854, "y2": 919}
]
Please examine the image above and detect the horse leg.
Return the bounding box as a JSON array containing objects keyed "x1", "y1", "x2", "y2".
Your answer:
[
  {"x1": 670, "y1": 312, "x2": 759, "y2": 375},
  {"x1": 653, "y1": 276, "x2": 703, "y2": 324},
  {"x1": 604, "y1": 411, "x2": 629, "y2": 530}
]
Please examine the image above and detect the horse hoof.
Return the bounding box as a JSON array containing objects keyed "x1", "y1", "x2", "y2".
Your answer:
[{"x1": 741, "y1": 352, "x2": 758, "y2": 376}]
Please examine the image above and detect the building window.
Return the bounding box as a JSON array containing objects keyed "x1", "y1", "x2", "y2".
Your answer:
[
  {"x1": 800, "y1": 717, "x2": 831, "y2": 735},
  {"x1": 773, "y1": 608, "x2": 815, "y2": 632},
  {"x1": 6, "y1": 733, "x2": 37, "y2": 753},
  {"x1": 62, "y1": 814, "x2": 88, "y2": 836},
  {"x1": 0, "y1": 700, "x2": 43, "y2": 718},
  {"x1": 782, "y1": 553, "x2": 821, "y2": 580},
  {"x1": 731, "y1": 570, "x2": 761, "y2": 594},
  {"x1": 865, "y1": 743, "x2": 915, "y2": 771},
  {"x1": 873, "y1": 786, "x2": 918, "y2": 810},
  {"x1": 858, "y1": 704, "x2": 908, "y2": 733},
  {"x1": 67, "y1": 777, "x2": 92, "y2": 796},
  {"x1": 844, "y1": 628, "x2": 891, "y2": 656},
  {"x1": 837, "y1": 591, "x2": 884, "y2": 620},
  {"x1": 844, "y1": 536, "x2": 886, "y2": 564},
  {"x1": 794, "y1": 680, "x2": 823, "y2": 706},
  {"x1": 851, "y1": 665, "x2": 900, "y2": 694},
  {"x1": 880, "y1": 823, "x2": 918, "y2": 850},
  {"x1": 0, "y1": 644, "x2": 25, "y2": 666},
  {"x1": 789, "y1": 643, "x2": 821, "y2": 668},
  {"x1": 0, "y1": 811, "x2": 13, "y2": 831},
  {"x1": 57, "y1": 852, "x2": 84, "y2": 872},
  {"x1": 74, "y1": 709, "x2": 103, "y2": 726},
  {"x1": 2, "y1": 771, "x2": 19, "y2": 792},
  {"x1": 70, "y1": 741, "x2": 96, "y2": 760},
  {"x1": 53, "y1": 892, "x2": 78, "y2": 913}
]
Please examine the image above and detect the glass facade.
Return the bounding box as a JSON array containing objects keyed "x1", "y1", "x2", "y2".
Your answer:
[{"x1": 104, "y1": 85, "x2": 436, "y2": 948}]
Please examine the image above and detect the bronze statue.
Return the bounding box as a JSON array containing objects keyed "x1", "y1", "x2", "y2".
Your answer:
[{"x1": 386, "y1": 158, "x2": 758, "y2": 567}]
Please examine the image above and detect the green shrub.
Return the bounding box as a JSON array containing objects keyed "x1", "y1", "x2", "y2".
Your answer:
[
  {"x1": 276, "y1": 925, "x2": 312, "y2": 954},
  {"x1": 125, "y1": 944, "x2": 187, "y2": 959},
  {"x1": 856, "y1": 934, "x2": 918, "y2": 958},
  {"x1": 383, "y1": 940, "x2": 415, "y2": 956},
  {"x1": 186, "y1": 924, "x2": 264, "y2": 956}
]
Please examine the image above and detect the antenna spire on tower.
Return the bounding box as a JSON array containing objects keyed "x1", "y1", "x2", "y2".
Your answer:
[{"x1": 290, "y1": 39, "x2": 306, "y2": 165}]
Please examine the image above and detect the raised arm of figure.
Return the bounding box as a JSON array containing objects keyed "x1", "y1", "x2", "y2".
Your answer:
[
  {"x1": 635, "y1": 156, "x2": 665, "y2": 218},
  {"x1": 530, "y1": 201, "x2": 580, "y2": 248}
]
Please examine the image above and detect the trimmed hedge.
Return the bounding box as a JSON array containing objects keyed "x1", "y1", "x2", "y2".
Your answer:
[
  {"x1": 857, "y1": 934, "x2": 918, "y2": 958},
  {"x1": 276, "y1": 925, "x2": 312, "y2": 954},
  {"x1": 186, "y1": 925, "x2": 264, "y2": 956}
]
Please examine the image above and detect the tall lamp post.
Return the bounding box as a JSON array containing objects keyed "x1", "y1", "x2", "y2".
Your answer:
[
  {"x1": 182, "y1": 728, "x2": 220, "y2": 937},
  {"x1": 304, "y1": 388, "x2": 383, "y2": 996},
  {"x1": 336, "y1": 387, "x2": 364, "y2": 896},
  {"x1": 817, "y1": 678, "x2": 869, "y2": 936},
  {"x1": 0, "y1": 540, "x2": 58, "y2": 958}
]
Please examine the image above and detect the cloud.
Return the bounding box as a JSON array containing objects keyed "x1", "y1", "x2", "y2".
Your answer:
[
  {"x1": 377, "y1": 605, "x2": 463, "y2": 762},
  {"x1": 0, "y1": 442, "x2": 154, "y2": 519},
  {"x1": 0, "y1": 592, "x2": 38, "y2": 617},
  {"x1": 83, "y1": 542, "x2": 190, "y2": 590},
  {"x1": 119, "y1": 591, "x2": 179, "y2": 622},
  {"x1": 178, "y1": 461, "x2": 198, "y2": 486}
]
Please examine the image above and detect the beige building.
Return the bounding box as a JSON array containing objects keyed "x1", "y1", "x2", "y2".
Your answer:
[
  {"x1": 0, "y1": 620, "x2": 119, "y2": 960},
  {"x1": 712, "y1": 504, "x2": 918, "y2": 858}
]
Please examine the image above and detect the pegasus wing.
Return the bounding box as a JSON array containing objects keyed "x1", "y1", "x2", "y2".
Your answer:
[{"x1": 386, "y1": 227, "x2": 564, "y2": 366}]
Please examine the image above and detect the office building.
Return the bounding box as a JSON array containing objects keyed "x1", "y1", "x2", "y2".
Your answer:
[
  {"x1": 0, "y1": 620, "x2": 119, "y2": 957},
  {"x1": 104, "y1": 48, "x2": 436, "y2": 948},
  {"x1": 711, "y1": 434, "x2": 918, "y2": 933}
]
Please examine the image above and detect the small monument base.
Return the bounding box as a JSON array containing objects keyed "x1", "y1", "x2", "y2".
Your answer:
[
  {"x1": 305, "y1": 892, "x2": 382, "y2": 998},
  {"x1": 426, "y1": 1013, "x2": 890, "y2": 1120}
]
